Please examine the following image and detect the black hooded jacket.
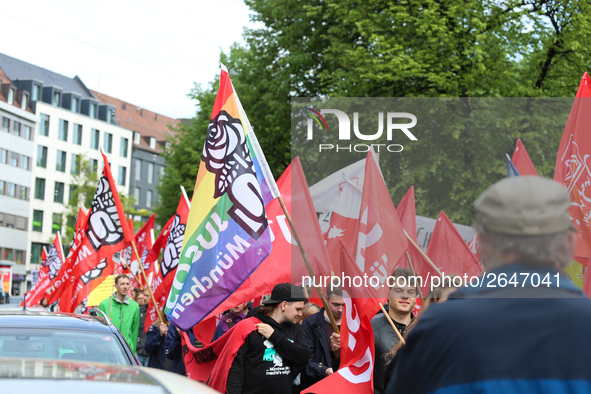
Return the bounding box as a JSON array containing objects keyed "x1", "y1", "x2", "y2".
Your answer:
[{"x1": 226, "y1": 312, "x2": 310, "y2": 394}]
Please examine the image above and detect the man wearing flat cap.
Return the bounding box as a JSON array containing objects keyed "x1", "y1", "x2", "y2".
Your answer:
[
  {"x1": 386, "y1": 176, "x2": 591, "y2": 394},
  {"x1": 226, "y1": 283, "x2": 310, "y2": 394}
]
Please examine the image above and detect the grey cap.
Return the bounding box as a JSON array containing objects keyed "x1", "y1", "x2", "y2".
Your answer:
[{"x1": 474, "y1": 176, "x2": 573, "y2": 235}]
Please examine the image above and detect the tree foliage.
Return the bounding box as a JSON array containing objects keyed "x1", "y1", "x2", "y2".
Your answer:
[{"x1": 156, "y1": 0, "x2": 591, "y2": 225}]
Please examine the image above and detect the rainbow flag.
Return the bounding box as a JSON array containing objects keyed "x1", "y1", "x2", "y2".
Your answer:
[{"x1": 166, "y1": 64, "x2": 279, "y2": 330}]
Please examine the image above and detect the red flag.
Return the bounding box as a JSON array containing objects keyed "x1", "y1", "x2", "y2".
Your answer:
[
  {"x1": 325, "y1": 180, "x2": 362, "y2": 273},
  {"x1": 142, "y1": 215, "x2": 174, "y2": 332},
  {"x1": 182, "y1": 317, "x2": 261, "y2": 390},
  {"x1": 512, "y1": 139, "x2": 538, "y2": 176},
  {"x1": 554, "y1": 72, "x2": 591, "y2": 263},
  {"x1": 303, "y1": 244, "x2": 375, "y2": 394},
  {"x1": 394, "y1": 187, "x2": 440, "y2": 297},
  {"x1": 25, "y1": 233, "x2": 65, "y2": 307},
  {"x1": 396, "y1": 186, "x2": 417, "y2": 243},
  {"x1": 58, "y1": 152, "x2": 133, "y2": 312},
  {"x1": 353, "y1": 151, "x2": 408, "y2": 300},
  {"x1": 45, "y1": 208, "x2": 88, "y2": 304},
  {"x1": 146, "y1": 195, "x2": 190, "y2": 329},
  {"x1": 426, "y1": 211, "x2": 482, "y2": 278},
  {"x1": 128, "y1": 214, "x2": 155, "y2": 288}
]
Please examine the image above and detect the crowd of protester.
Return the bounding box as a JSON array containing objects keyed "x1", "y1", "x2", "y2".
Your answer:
[{"x1": 38, "y1": 176, "x2": 591, "y2": 393}]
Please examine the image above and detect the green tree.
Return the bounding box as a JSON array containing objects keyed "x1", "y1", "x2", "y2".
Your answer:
[{"x1": 158, "y1": 0, "x2": 591, "y2": 225}]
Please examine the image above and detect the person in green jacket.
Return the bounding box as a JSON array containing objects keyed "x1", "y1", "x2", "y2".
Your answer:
[{"x1": 99, "y1": 274, "x2": 140, "y2": 353}]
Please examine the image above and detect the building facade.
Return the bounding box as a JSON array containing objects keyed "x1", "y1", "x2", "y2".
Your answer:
[
  {"x1": 0, "y1": 66, "x2": 37, "y2": 296},
  {"x1": 0, "y1": 53, "x2": 133, "y2": 295},
  {"x1": 91, "y1": 91, "x2": 178, "y2": 215}
]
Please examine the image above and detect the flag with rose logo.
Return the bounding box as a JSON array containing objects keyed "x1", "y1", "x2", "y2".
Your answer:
[{"x1": 166, "y1": 64, "x2": 279, "y2": 330}]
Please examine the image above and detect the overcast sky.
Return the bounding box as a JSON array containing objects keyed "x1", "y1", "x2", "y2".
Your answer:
[{"x1": 0, "y1": 0, "x2": 259, "y2": 119}]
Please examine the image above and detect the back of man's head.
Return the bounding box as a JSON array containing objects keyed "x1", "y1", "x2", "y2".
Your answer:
[{"x1": 474, "y1": 176, "x2": 575, "y2": 270}]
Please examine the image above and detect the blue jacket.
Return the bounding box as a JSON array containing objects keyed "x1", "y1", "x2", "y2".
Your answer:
[
  {"x1": 387, "y1": 263, "x2": 591, "y2": 394},
  {"x1": 144, "y1": 324, "x2": 168, "y2": 370},
  {"x1": 164, "y1": 322, "x2": 203, "y2": 376},
  {"x1": 301, "y1": 309, "x2": 340, "y2": 390}
]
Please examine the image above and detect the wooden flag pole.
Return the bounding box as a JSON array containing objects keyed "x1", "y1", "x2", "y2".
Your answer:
[
  {"x1": 119, "y1": 253, "x2": 144, "y2": 290},
  {"x1": 379, "y1": 302, "x2": 405, "y2": 345},
  {"x1": 405, "y1": 233, "x2": 443, "y2": 277},
  {"x1": 277, "y1": 196, "x2": 340, "y2": 334},
  {"x1": 405, "y1": 252, "x2": 424, "y2": 303},
  {"x1": 131, "y1": 240, "x2": 163, "y2": 323}
]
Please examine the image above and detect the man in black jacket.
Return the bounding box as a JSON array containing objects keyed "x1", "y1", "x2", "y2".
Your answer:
[
  {"x1": 300, "y1": 287, "x2": 344, "y2": 390},
  {"x1": 226, "y1": 283, "x2": 310, "y2": 394}
]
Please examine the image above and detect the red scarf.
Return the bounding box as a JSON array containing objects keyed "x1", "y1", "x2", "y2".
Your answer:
[{"x1": 182, "y1": 317, "x2": 261, "y2": 392}]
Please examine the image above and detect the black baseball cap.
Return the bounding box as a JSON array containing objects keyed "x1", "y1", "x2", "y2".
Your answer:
[{"x1": 262, "y1": 283, "x2": 307, "y2": 305}]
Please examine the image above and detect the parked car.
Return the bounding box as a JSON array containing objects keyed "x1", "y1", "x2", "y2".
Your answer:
[
  {"x1": 0, "y1": 308, "x2": 137, "y2": 365},
  {"x1": 0, "y1": 357, "x2": 219, "y2": 393}
]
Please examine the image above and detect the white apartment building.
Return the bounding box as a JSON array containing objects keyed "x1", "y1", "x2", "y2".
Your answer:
[
  {"x1": 0, "y1": 53, "x2": 132, "y2": 295},
  {"x1": 0, "y1": 67, "x2": 37, "y2": 297}
]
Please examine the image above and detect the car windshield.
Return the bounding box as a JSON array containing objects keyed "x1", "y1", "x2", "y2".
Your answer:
[{"x1": 0, "y1": 329, "x2": 129, "y2": 365}]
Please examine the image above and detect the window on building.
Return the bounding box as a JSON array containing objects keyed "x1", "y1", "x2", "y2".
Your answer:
[
  {"x1": 33, "y1": 210, "x2": 43, "y2": 232},
  {"x1": 10, "y1": 152, "x2": 18, "y2": 167},
  {"x1": 69, "y1": 185, "x2": 78, "y2": 205},
  {"x1": 71, "y1": 154, "x2": 79, "y2": 175},
  {"x1": 0, "y1": 180, "x2": 4, "y2": 195},
  {"x1": 54, "y1": 182, "x2": 64, "y2": 203},
  {"x1": 120, "y1": 137, "x2": 128, "y2": 157},
  {"x1": 165, "y1": 141, "x2": 171, "y2": 150},
  {"x1": 5, "y1": 215, "x2": 14, "y2": 229},
  {"x1": 19, "y1": 186, "x2": 26, "y2": 200},
  {"x1": 107, "y1": 109, "x2": 113, "y2": 124},
  {"x1": 134, "y1": 159, "x2": 142, "y2": 181},
  {"x1": 8, "y1": 88, "x2": 14, "y2": 105},
  {"x1": 73, "y1": 124, "x2": 82, "y2": 145},
  {"x1": 147, "y1": 162, "x2": 154, "y2": 184},
  {"x1": 2, "y1": 117, "x2": 9, "y2": 132},
  {"x1": 3, "y1": 248, "x2": 13, "y2": 261},
  {"x1": 12, "y1": 121, "x2": 21, "y2": 137},
  {"x1": 72, "y1": 97, "x2": 80, "y2": 113},
  {"x1": 90, "y1": 158, "x2": 98, "y2": 174},
  {"x1": 90, "y1": 104, "x2": 97, "y2": 118},
  {"x1": 37, "y1": 146, "x2": 47, "y2": 168},
  {"x1": 21, "y1": 94, "x2": 28, "y2": 110},
  {"x1": 56, "y1": 150, "x2": 66, "y2": 172},
  {"x1": 133, "y1": 131, "x2": 141, "y2": 144},
  {"x1": 32, "y1": 85, "x2": 40, "y2": 101},
  {"x1": 7, "y1": 183, "x2": 16, "y2": 198},
  {"x1": 23, "y1": 125, "x2": 31, "y2": 140},
  {"x1": 16, "y1": 218, "x2": 26, "y2": 231},
  {"x1": 118, "y1": 166, "x2": 126, "y2": 186},
  {"x1": 20, "y1": 155, "x2": 29, "y2": 170},
  {"x1": 159, "y1": 166, "x2": 165, "y2": 177},
  {"x1": 134, "y1": 187, "x2": 140, "y2": 205},
  {"x1": 15, "y1": 250, "x2": 24, "y2": 264},
  {"x1": 52, "y1": 213, "x2": 62, "y2": 234},
  {"x1": 39, "y1": 114, "x2": 49, "y2": 136},
  {"x1": 0, "y1": 212, "x2": 4, "y2": 226},
  {"x1": 0, "y1": 148, "x2": 6, "y2": 164},
  {"x1": 35, "y1": 178, "x2": 45, "y2": 200},
  {"x1": 53, "y1": 91, "x2": 60, "y2": 106},
  {"x1": 149, "y1": 137, "x2": 156, "y2": 149},
  {"x1": 104, "y1": 132, "x2": 113, "y2": 153},
  {"x1": 146, "y1": 190, "x2": 153, "y2": 208},
  {"x1": 90, "y1": 129, "x2": 99, "y2": 149},
  {"x1": 58, "y1": 119, "x2": 68, "y2": 141}
]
